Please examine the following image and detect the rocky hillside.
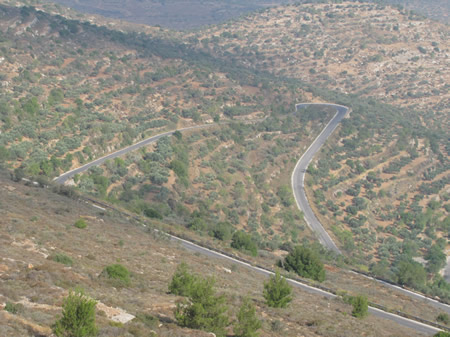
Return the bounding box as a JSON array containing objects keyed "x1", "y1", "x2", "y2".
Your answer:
[{"x1": 0, "y1": 171, "x2": 434, "y2": 336}]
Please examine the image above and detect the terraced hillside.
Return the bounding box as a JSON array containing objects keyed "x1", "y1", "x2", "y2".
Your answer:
[
  {"x1": 186, "y1": 1, "x2": 449, "y2": 285},
  {"x1": 0, "y1": 0, "x2": 449, "y2": 308},
  {"x1": 190, "y1": 2, "x2": 449, "y2": 114}
]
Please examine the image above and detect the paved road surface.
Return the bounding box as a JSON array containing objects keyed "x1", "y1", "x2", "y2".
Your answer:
[
  {"x1": 167, "y1": 232, "x2": 442, "y2": 336},
  {"x1": 291, "y1": 103, "x2": 348, "y2": 254},
  {"x1": 291, "y1": 103, "x2": 450, "y2": 315},
  {"x1": 54, "y1": 124, "x2": 213, "y2": 184},
  {"x1": 55, "y1": 107, "x2": 448, "y2": 334}
]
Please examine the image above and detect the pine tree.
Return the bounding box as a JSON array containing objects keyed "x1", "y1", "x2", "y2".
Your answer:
[
  {"x1": 53, "y1": 289, "x2": 98, "y2": 337},
  {"x1": 175, "y1": 276, "x2": 229, "y2": 336},
  {"x1": 234, "y1": 297, "x2": 262, "y2": 337},
  {"x1": 263, "y1": 271, "x2": 292, "y2": 308},
  {"x1": 168, "y1": 262, "x2": 197, "y2": 296},
  {"x1": 352, "y1": 295, "x2": 368, "y2": 318}
]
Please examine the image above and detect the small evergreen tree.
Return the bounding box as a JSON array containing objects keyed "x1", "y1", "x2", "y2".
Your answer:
[
  {"x1": 53, "y1": 289, "x2": 98, "y2": 337},
  {"x1": 352, "y1": 295, "x2": 368, "y2": 318},
  {"x1": 175, "y1": 276, "x2": 229, "y2": 337},
  {"x1": 169, "y1": 262, "x2": 197, "y2": 296},
  {"x1": 280, "y1": 245, "x2": 325, "y2": 282},
  {"x1": 263, "y1": 271, "x2": 292, "y2": 308},
  {"x1": 234, "y1": 297, "x2": 261, "y2": 337}
]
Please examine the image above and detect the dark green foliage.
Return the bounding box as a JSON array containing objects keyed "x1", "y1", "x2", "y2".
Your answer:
[
  {"x1": 74, "y1": 218, "x2": 87, "y2": 229},
  {"x1": 143, "y1": 207, "x2": 163, "y2": 219},
  {"x1": 351, "y1": 295, "x2": 368, "y2": 318},
  {"x1": 52, "y1": 289, "x2": 98, "y2": 337},
  {"x1": 169, "y1": 263, "x2": 197, "y2": 296},
  {"x1": 280, "y1": 245, "x2": 325, "y2": 282},
  {"x1": 102, "y1": 264, "x2": 130, "y2": 286},
  {"x1": 263, "y1": 271, "x2": 292, "y2": 308},
  {"x1": 48, "y1": 88, "x2": 64, "y2": 106},
  {"x1": 211, "y1": 222, "x2": 233, "y2": 241},
  {"x1": 234, "y1": 298, "x2": 261, "y2": 337},
  {"x1": 0, "y1": 146, "x2": 9, "y2": 163},
  {"x1": 175, "y1": 275, "x2": 229, "y2": 337},
  {"x1": 436, "y1": 313, "x2": 449, "y2": 325},
  {"x1": 12, "y1": 167, "x2": 25, "y2": 182},
  {"x1": 4, "y1": 302, "x2": 23, "y2": 314},
  {"x1": 395, "y1": 259, "x2": 426, "y2": 288},
  {"x1": 173, "y1": 130, "x2": 182, "y2": 140},
  {"x1": 434, "y1": 332, "x2": 450, "y2": 337},
  {"x1": 170, "y1": 159, "x2": 188, "y2": 179},
  {"x1": 50, "y1": 253, "x2": 73, "y2": 266},
  {"x1": 231, "y1": 231, "x2": 258, "y2": 256},
  {"x1": 425, "y1": 244, "x2": 446, "y2": 273},
  {"x1": 277, "y1": 185, "x2": 293, "y2": 207}
]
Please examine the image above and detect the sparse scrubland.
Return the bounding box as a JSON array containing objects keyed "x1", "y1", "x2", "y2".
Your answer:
[
  {"x1": 0, "y1": 170, "x2": 440, "y2": 336},
  {"x1": 0, "y1": 0, "x2": 448, "y2": 335}
]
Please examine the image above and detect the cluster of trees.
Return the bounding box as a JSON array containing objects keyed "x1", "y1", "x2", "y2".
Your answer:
[{"x1": 169, "y1": 263, "x2": 262, "y2": 337}]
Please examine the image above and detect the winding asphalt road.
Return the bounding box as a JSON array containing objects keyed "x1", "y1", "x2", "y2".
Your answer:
[
  {"x1": 290, "y1": 103, "x2": 450, "y2": 316},
  {"x1": 54, "y1": 107, "x2": 447, "y2": 335},
  {"x1": 291, "y1": 103, "x2": 348, "y2": 254}
]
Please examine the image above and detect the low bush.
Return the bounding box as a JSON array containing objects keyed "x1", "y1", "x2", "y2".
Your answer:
[
  {"x1": 102, "y1": 264, "x2": 130, "y2": 286},
  {"x1": 50, "y1": 253, "x2": 73, "y2": 266},
  {"x1": 4, "y1": 302, "x2": 24, "y2": 314},
  {"x1": 74, "y1": 218, "x2": 87, "y2": 229}
]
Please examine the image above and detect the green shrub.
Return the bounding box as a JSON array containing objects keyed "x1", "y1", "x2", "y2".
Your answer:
[
  {"x1": 234, "y1": 298, "x2": 261, "y2": 337},
  {"x1": 168, "y1": 262, "x2": 197, "y2": 296},
  {"x1": 231, "y1": 231, "x2": 258, "y2": 256},
  {"x1": 433, "y1": 332, "x2": 450, "y2": 337},
  {"x1": 279, "y1": 245, "x2": 325, "y2": 282},
  {"x1": 437, "y1": 313, "x2": 449, "y2": 325},
  {"x1": 351, "y1": 295, "x2": 368, "y2": 318},
  {"x1": 175, "y1": 276, "x2": 229, "y2": 337},
  {"x1": 135, "y1": 313, "x2": 159, "y2": 328},
  {"x1": 4, "y1": 302, "x2": 23, "y2": 314},
  {"x1": 143, "y1": 207, "x2": 163, "y2": 219},
  {"x1": 50, "y1": 253, "x2": 73, "y2": 266},
  {"x1": 102, "y1": 264, "x2": 130, "y2": 286},
  {"x1": 263, "y1": 271, "x2": 292, "y2": 308},
  {"x1": 74, "y1": 218, "x2": 87, "y2": 229},
  {"x1": 53, "y1": 289, "x2": 97, "y2": 337}
]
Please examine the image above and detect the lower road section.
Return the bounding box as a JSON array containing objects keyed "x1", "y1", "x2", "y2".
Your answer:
[{"x1": 167, "y1": 232, "x2": 443, "y2": 336}]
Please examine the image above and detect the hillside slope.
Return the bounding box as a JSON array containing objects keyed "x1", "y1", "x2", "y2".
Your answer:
[
  {"x1": 0, "y1": 171, "x2": 429, "y2": 336},
  {"x1": 0, "y1": 0, "x2": 448, "y2": 316}
]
